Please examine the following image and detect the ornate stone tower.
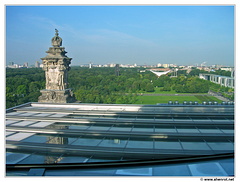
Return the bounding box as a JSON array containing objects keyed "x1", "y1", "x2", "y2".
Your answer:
[{"x1": 38, "y1": 29, "x2": 76, "y2": 103}]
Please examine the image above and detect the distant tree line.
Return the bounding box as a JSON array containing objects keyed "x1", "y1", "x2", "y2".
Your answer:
[
  {"x1": 5, "y1": 67, "x2": 233, "y2": 108},
  {"x1": 6, "y1": 68, "x2": 45, "y2": 108},
  {"x1": 68, "y1": 67, "x2": 153, "y2": 104}
]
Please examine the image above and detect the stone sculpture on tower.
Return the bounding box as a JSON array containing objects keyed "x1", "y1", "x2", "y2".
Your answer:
[{"x1": 38, "y1": 29, "x2": 76, "y2": 103}]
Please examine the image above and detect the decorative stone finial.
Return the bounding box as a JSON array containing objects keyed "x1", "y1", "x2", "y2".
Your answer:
[
  {"x1": 51, "y1": 29, "x2": 62, "y2": 47},
  {"x1": 55, "y1": 28, "x2": 59, "y2": 36}
]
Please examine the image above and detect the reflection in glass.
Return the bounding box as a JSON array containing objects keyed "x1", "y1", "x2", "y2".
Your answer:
[
  {"x1": 98, "y1": 138, "x2": 127, "y2": 148},
  {"x1": 45, "y1": 125, "x2": 69, "y2": 164}
]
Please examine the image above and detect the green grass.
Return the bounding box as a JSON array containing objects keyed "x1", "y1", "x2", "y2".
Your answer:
[
  {"x1": 151, "y1": 87, "x2": 178, "y2": 94},
  {"x1": 134, "y1": 95, "x2": 222, "y2": 105},
  {"x1": 194, "y1": 95, "x2": 222, "y2": 102},
  {"x1": 140, "y1": 87, "x2": 208, "y2": 94}
]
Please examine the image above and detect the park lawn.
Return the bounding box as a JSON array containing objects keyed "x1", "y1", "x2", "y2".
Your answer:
[
  {"x1": 134, "y1": 95, "x2": 222, "y2": 105},
  {"x1": 140, "y1": 87, "x2": 177, "y2": 94},
  {"x1": 152, "y1": 87, "x2": 177, "y2": 94},
  {"x1": 140, "y1": 87, "x2": 209, "y2": 94}
]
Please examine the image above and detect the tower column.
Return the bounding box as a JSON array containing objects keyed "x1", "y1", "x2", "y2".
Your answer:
[{"x1": 38, "y1": 29, "x2": 76, "y2": 103}]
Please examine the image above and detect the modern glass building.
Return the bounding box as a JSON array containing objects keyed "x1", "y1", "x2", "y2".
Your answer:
[{"x1": 6, "y1": 102, "x2": 234, "y2": 176}]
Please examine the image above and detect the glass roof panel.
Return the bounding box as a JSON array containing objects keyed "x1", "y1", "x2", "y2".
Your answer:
[
  {"x1": 6, "y1": 131, "x2": 16, "y2": 136},
  {"x1": 110, "y1": 126, "x2": 132, "y2": 132},
  {"x1": 221, "y1": 129, "x2": 234, "y2": 134},
  {"x1": 87, "y1": 126, "x2": 111, "y2": 131},
  {"x1": 21, "y1": 134, "x2": 51, "y2": 143},
  {"x1": 154, "y1": 141, "x2": 182, "y2": 150},
  {"x1": 126, "y1": 139, "x2": 154, "y2": 149},
  {"x1": 17, "y1": 153, "x2": 60, "y2": 164},
  {"x1": 6, "y1": 152, "x2": 31, "y2": 164},
  {"x1": 199, "y1": 129, "x2": 223, "y2": 133},
  {"x1": 207, "y1": 142, "x2": 234, "y2": 151},
  {"x1": 6, "y1": 102, "x2": 234, "y2": 176},
  {"x1": 16, "y1": 112, "x2": 37, "y2": 116},
  {"x1": 10, "y1": 120, "x2": 38, "y2": 127},
  {"x1": 6, "y1": 112, "x2": 21, "y2": 116},
  {"x1": 29, "y1": 121, "x2": 53, "y2": 128},
  {"x1": 69, "y1": 124, "x2": 90, "y2": 130},
  {"x1": 181, "y1": 142, "x2": 211, "y2": 150},
  {"x1": 49, "y1": 113, "x2": 70, "y2": 117},
  {"x1": 132, "y1": 126, "x2": 154, "y2": 132},
  {"x1": 6, "y1": 120, "x2": 22, "y2": 125},
  {"x1": 176, "y1": 128, "x2": 200, "y2": 133},
  {"x1": 188, "y1": 162, "x2": 228, "y2": 176},
  {"x1": 155, "y1": 126, "x2": 177, "y2": 133},
  {"x1": 98, "y1": 138, "x2": 128, "y2": 148},
  {"x1": 115, "y1": 167, "x2": 153, "y2": 176},
  {"x1": 6, "y1": 132, "x2": 36, "y2": 141},
  {"x1": 34, "y1": 113, "x2": 54, "y2": 117},
  {"x1": 71, "y1": 137, "x2": 103, "y2": 146},
  {"x1": 152, "y1": 164, "x2": 191, "y2": 176}
]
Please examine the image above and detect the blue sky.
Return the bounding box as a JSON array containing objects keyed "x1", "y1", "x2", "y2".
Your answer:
[{"x1": 6, "y1": 5, "x2": 234, "y2": 66}]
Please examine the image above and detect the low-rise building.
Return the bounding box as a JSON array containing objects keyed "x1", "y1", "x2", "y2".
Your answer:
[{"x1": 199, "y1": 74, "x2": 234, "y2": 88}]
